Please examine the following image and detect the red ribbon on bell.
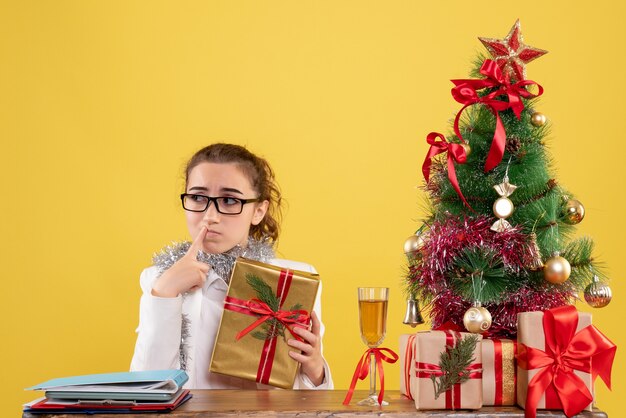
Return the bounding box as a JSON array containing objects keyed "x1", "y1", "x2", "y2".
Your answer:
[
  {"x1": 517, "y1": 305, "x2": 616, "y2": 418},
  {"x1": 422, "y1": 132, "x2": 471, "y2": 209},
  {"x1": 451, "y1": 59, "x2": 543, "y2": 172}
]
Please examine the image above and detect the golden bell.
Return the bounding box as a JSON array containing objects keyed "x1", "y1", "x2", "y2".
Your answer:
[{"x1": 402, "y1": 293, "x2": 425, "y2": 327}]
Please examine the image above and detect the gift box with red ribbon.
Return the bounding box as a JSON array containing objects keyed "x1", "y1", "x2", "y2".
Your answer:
[
  {"x1": 481, "y1": 338, "x2": 517, "y2": 406},
  {"x1": 409, "y1": 330, "x2": 483, "y2": 410},
  {"x1": 210, "y1": 258, "x2": 320, "y2": 389},
  {"x1": 399, "y1": 334, "x2": 417, "y2": 399},
  {"x1": 516, "y1": 305, "x2": 616, "y2": 418}
]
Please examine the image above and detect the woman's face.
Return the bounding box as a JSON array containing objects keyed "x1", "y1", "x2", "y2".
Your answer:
[{"x1": 185, "y1": 162, "x2": 268, "y2": 254}]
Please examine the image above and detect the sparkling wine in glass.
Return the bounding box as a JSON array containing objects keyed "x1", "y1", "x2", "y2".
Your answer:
[{"x1": 357, "y1": 287, "x2": 389, "y2": 406}]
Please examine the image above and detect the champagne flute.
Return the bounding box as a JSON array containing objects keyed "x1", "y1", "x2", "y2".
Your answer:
[{"x1": 357, "y1": 287, "x2": 389, "y2": 406}]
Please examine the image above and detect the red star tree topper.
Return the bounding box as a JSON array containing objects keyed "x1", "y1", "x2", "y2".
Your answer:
[{"x1": 479, "y1": 19, "x2": 547, "y2": 81}]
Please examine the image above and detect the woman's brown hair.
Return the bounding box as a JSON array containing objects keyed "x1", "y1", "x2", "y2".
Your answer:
[{"x1": 184, "y1": 143, "x2": 282, "y2": 243}]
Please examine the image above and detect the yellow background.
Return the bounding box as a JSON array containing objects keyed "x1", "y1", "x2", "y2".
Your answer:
[{"x1": 2, "y1": 1, "x2": 625, "y2": 415}]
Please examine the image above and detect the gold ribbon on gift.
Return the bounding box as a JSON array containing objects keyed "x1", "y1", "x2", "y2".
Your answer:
[{"x1": 488, "y1": 339, "x2": 517, "y2": 405}]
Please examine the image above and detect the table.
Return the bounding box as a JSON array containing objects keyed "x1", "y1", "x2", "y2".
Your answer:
[{"x1": 22, "y1": 390, "x2": 608, "y2": 417}]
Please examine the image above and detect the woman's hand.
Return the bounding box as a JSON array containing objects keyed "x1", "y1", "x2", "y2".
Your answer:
[
  {"x1": 287, "y1": 311, "x2": 325, "y2": 386},
  {"x1": 152, "y1": 226, "x2": 210, "y2": 298}
]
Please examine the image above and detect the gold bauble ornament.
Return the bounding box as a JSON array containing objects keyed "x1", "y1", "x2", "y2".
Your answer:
[
  {"x1": 530, "y1": 112, "x2": 546, "y2": 127},
  {"x1": 404, "y1": 234, "x2": 425, "y2": 256},
  {"x1": 463, "y1": 303, "x2": 492, "y2": 333},
  {"x1": 461, "y1": 143, "x2": 471, "y2": 158},
  {"x1": 584, "y1": 276, "x2": 612, "y2": 308},
  {"x1": 543, "y1": 253, "x2": 571, "y2": 284},
  {"x1": 562, "y1": 199, "x2": 585, "y2": 225}
]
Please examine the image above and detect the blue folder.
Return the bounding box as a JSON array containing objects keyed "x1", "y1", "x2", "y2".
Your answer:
[{"x1": 26, "y1": 370, "x2": 188, "y2": 401}]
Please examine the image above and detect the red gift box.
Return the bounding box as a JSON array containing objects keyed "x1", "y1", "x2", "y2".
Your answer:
[{"x1": 516, "y1": 305, "x2": 616, "y2": 418}]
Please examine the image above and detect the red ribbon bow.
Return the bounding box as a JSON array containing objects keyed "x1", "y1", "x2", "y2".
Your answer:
[
  {"x1": 422, "y1": 132, "x2": 471, "y2": 209},
  {"x1": 234, "y1": 299, "x2": 310, "y2": 342},
  {"x1": 343, "y1": 347, "x2": 399, "y2": 406},
  {"x1": 517, "y1": 305, "x2": 616, "y2": 418},
  {"x1": 451, "y1": 59, "x2": 543, "y2": 172}
]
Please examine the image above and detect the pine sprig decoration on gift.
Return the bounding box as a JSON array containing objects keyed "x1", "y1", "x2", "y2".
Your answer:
[
  {"x1": 247, "y1": 274, "x2": 280, "y2": 311},
  {"x1": 252, "y1": 326, "x2": 279, "y2": 341},
  {"x1": 246, "y1": 274, "x2": 304, "y2": 341},
  {"x1": 405, "y1": 20, "x2": 613, "y2": 338},
  {"x1": 431, "y1": 335, "x2": 480, "y2": 399}
]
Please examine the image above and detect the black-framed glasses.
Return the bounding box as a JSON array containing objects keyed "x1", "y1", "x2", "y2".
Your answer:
[{"x1": 180, "y1": 193, "x2": 260, "y2": 215}]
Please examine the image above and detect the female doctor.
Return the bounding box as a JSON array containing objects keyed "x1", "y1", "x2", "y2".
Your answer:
[{"x1": 130, "y1": 143, "x2": 333, "y2": 389}]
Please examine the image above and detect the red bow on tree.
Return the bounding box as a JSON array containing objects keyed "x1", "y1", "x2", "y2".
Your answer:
[
  {"x1": 422, "y1": 132, "x2": 471, "y2": 209},
  {"x1": 451, "y1": 59, "x2": 543, "y2": 172},
  {"x1": 517, "y1": 305, "x2": 616, "y2": 418}
]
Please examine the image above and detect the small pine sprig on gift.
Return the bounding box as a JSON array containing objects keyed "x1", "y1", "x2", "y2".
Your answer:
[
  {"x1": 252, "y1": 324, "x2": 281, "y2": 340},
  {"x1": 431, "y1": 334, "x2": 480, "y2": 399},
  {"x1": 246, "y1": 274, "x2": 304, "y2": 341},
  {"x1": 247, "y1": 274, "x2": 280, "y2": 311}
]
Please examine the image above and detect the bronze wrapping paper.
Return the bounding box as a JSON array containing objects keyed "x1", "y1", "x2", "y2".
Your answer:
[
  {"x1": 409, "y1": 330, "x2": 483, "y2": 410},
  {"x1": 481, "y1": 338, "x2": 516, "y2": 406},
  {"x1": 209, "y1": 258, "x2": 320, "y2": 389},
  {"x1": 516, "y1": 311, "x2": 593, "y2": 412}
]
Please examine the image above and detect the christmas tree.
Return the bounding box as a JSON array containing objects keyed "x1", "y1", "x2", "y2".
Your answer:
[{"x1": 404, "y1": 20, "x2": 612, "y2": 338}]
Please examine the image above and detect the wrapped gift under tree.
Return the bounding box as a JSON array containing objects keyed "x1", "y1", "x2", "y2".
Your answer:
[
  {"x1": 481, "y1": 338, "x2": 517, "y2": 406},
  {"x1": 210, "y1": 258, "x2": 320, "y2": 389},
  {"x1": 399, "y1": 334, "x2": 417, "y2": 399},
  {"x1": 516, "y1": 305, "x2": 616, "y2": 418},
  {"x1": 409, "y1": 330, "x2": 483, "y2": 410}
]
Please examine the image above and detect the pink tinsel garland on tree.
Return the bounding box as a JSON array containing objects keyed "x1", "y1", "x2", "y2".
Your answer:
[{"x1": 407, "y1": 215, "x2": 572, "y2": 338}]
